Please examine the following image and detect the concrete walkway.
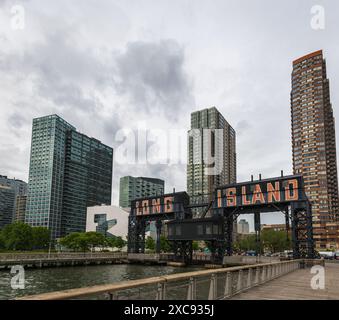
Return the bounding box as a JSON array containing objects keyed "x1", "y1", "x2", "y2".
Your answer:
[{"x1": 231, "y1": 263, "x2": 339, "y2": 300}]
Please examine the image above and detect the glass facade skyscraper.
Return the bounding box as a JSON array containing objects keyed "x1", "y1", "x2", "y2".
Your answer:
[
  {"x1": 61, "y1": 131, "x2": 113, "y2": 235},
  {"x1": 25, "y1": 115, "x2": 113, "y2": 239},
  {"x1": 0, "y1": 185, "x2": 15, "y2": 228},
  {"x1": 119, "y1": 176, "x2": 164, "y2": 208},
  {"x1": 0, "y1": 175, "x2": 27, "y2": 223}
]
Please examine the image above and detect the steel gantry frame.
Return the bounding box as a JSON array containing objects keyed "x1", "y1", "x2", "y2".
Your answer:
[{"x1": 128, "y1": 175, "x2": 315, "y2": 264}]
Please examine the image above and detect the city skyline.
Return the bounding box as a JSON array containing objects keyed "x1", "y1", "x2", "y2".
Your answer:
[{"x1": 1, "y1": 1, "x2": 339, "y2": 232}]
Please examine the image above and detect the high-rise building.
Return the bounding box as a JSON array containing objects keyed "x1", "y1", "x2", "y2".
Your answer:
[
  {"x1": 25, "y1": 115, "x2": 113, "y2": 239},
  {"x1": 291, "y1": 50, "x2": 339, "y2": 249},
  {"x1": 15, "y1": 195, "x2": 27, "y2": 222},
  {"x1": 61, "y1": 131, "x2": 113, "y2": 236},
  {"x1": 0, "y1": 185, "x2": 15, "y2": 228},
  {"x1": 0, "y1": 176, "x2": 27, "y2": 197},
  {"x1": 237, "y1": 219, "x2": 250, "y2": 234},
  {"x1": 187, "y1": 107, "x2": 236, "y2": 213},
  {"x1": 119, "y1": 176, "x2": 164, "y2": 208},
  {"x1": 0, "y1": 175, "x2": 27, "y2": 223}
]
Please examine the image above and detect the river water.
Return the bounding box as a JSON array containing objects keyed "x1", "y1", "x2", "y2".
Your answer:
[{"x1": 0, "y1": 264, "x2": 198, "y2": 300}]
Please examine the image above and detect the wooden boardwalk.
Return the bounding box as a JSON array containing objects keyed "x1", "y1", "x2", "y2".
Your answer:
[{"x1": 231, "y1": 262, "x2": 339, "y2": 300}]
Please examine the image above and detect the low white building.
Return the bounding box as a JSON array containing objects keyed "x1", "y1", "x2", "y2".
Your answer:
[{"x1": 86, "y1": 205, "x2": 129, "y2": 240}]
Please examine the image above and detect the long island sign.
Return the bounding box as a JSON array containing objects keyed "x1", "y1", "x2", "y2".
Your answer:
[
  {"x1": 131, "y1": 192, "x2": 190, "y2": 217},
  {"x1": 215, "y1": 175, "x2": 305, "y2": 208}
]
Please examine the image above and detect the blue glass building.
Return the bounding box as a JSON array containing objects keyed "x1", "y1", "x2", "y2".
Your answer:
[{"x1": 25, "y1": 115, "x2": 113, "y2": 239}]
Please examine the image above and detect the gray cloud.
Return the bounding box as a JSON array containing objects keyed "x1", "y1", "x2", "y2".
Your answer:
[
  {"x1": 1, "y1": 0, "x2": 339, "y2": 218},
  {"x1": 115, "y1": 40, "x2": 194, "y2": 118}
]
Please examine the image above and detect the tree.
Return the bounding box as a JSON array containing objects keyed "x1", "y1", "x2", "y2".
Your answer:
[
  {"x1": 32, "y1": 227, "x2": 50, "y2": 250},
  {"x1": 105, "y1": 236, "x2": 117, "y2": 250},
  {"x1": 59, "y1": 232, "x2": 126, "y2": 252},
  {"x1": 0, "y1": 229, "x2": 5, "y2": 250},
  {"x1": 85, "y1": 232, "x2": 106, "y2": 251},
  {"x1": 115, "y1": 236, "x2": 126, "y2": 250},
  {"x1": 1, "y1": 222, "x2": 34, "y2": 251},
  {"x1": 235, "y1": 234, "x2": 259, "y2": 252},
  {"x1": 160, "y1": 235, "x2": 171, "y2": 252},
  {"x1": 261, "y1": 229, "x2": 291, "y2": 253},
  {"x1": 59, "y1": 233, "x2": 83, "y2": 251},
  {"x1": 192, "y1": 241, "x2": 199, "y2": 251},
  {"x1": 145, "y1": 236, "x2": 155, "y2": 251}
]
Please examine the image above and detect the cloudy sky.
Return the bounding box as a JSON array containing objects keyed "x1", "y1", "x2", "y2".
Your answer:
[{"x1": 1, "y1": 0, "x2": 338, "y2": 230}]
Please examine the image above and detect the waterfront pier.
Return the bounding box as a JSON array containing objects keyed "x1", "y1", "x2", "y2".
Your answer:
[{"x1": 17, "y1": 259, "x2": 329, "y2": 300}]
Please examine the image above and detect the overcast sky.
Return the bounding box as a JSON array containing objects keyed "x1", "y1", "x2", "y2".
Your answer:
[{"x1": 1, "y1": 0, "x2": 338, "y2": 230}]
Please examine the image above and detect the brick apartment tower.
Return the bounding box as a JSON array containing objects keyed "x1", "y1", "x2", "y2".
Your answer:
[{"x1": 291, "y1": 50, "x2": 339, "y2": 249}]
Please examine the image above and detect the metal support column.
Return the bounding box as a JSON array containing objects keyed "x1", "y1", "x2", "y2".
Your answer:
[
  {"x1": 156, "y1": 219, "x2": 162, "y2": 254},
  {"x1": 254, "y1": 212, "x2": 261, "y2": 255}
]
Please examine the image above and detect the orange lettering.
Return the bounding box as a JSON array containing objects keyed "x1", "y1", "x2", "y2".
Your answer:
[
  {"x1": 242, "y1": 186, "x2": 251, "y2": 205},
  {"x1": 267, "y1": 182, "x2": 280, "y2": 203},
  {"x1": 285, "y1": 179, "x2": 298, "y2": 201},
  {"x1": 252, "y1": 184, "x2": 265, "y2": 204},
  {"x1": 136, "y1": 201, "x2": 142, "y2": 215},
  {"x1": 142, "y1": 200, "x2": 149, "y2": 215},
  {"x1": 164, "y1": 196, "x2": 174, "y2": 213},
  {"x1": 152, "y1": 198, "x2": 161, "y2": 213},
  {"x1": 226, "y1": 188, "x2": 237, "y2": 207},
  {"x1": 217, "y1": 190, "x2": 222, "y2": 208}
]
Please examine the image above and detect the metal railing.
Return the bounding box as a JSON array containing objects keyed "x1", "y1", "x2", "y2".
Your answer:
[
  {"x1": 17, "y1": 259, "x2": 316, "y2": 300},
  {"x1": 127, "y1": 253, "x2": 211, "y2": 262},
  {"x1": 0, "y1": 252, "x2": 127, "y2": 261}
]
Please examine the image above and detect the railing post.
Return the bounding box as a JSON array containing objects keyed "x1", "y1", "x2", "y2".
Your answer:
[
  {"x1": 254, "y1": 267, "x2": 260, "y2": 286},
  {"x1": 267, "y1": 265, "x2": 271, "y2": 280},
  {"x1": 108, "y1": 292, "x2": 118, "y2": 300},
  {"x1": 187, "y1": 277, "x2": 196, "y2": 300},
  {"x1": 156, "y1": 282, "x2": 166, "y2": 300},
  {"x1": 224, "y1": 272, "x2": 232, "y2": 298},
  {"x1": 246, "y1": 268, "x2": 252, "y2": 289},
  {"x1": 236, "y1": 270, "x2": 243, "y2": 293},
  {"x1": 208, "y1": 274, "x2": 217, "y2": 300},
  {"x1": 261, "y1": 266, "x2": 266, "y2": 283}
]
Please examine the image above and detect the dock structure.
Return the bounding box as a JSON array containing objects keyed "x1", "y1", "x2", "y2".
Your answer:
[
  {"x1": 0, "y1": 252, "x2": 129, "y2": 270},
  {"x1": 0, "y1": 252, "x2": 213, "y2": 270}
]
